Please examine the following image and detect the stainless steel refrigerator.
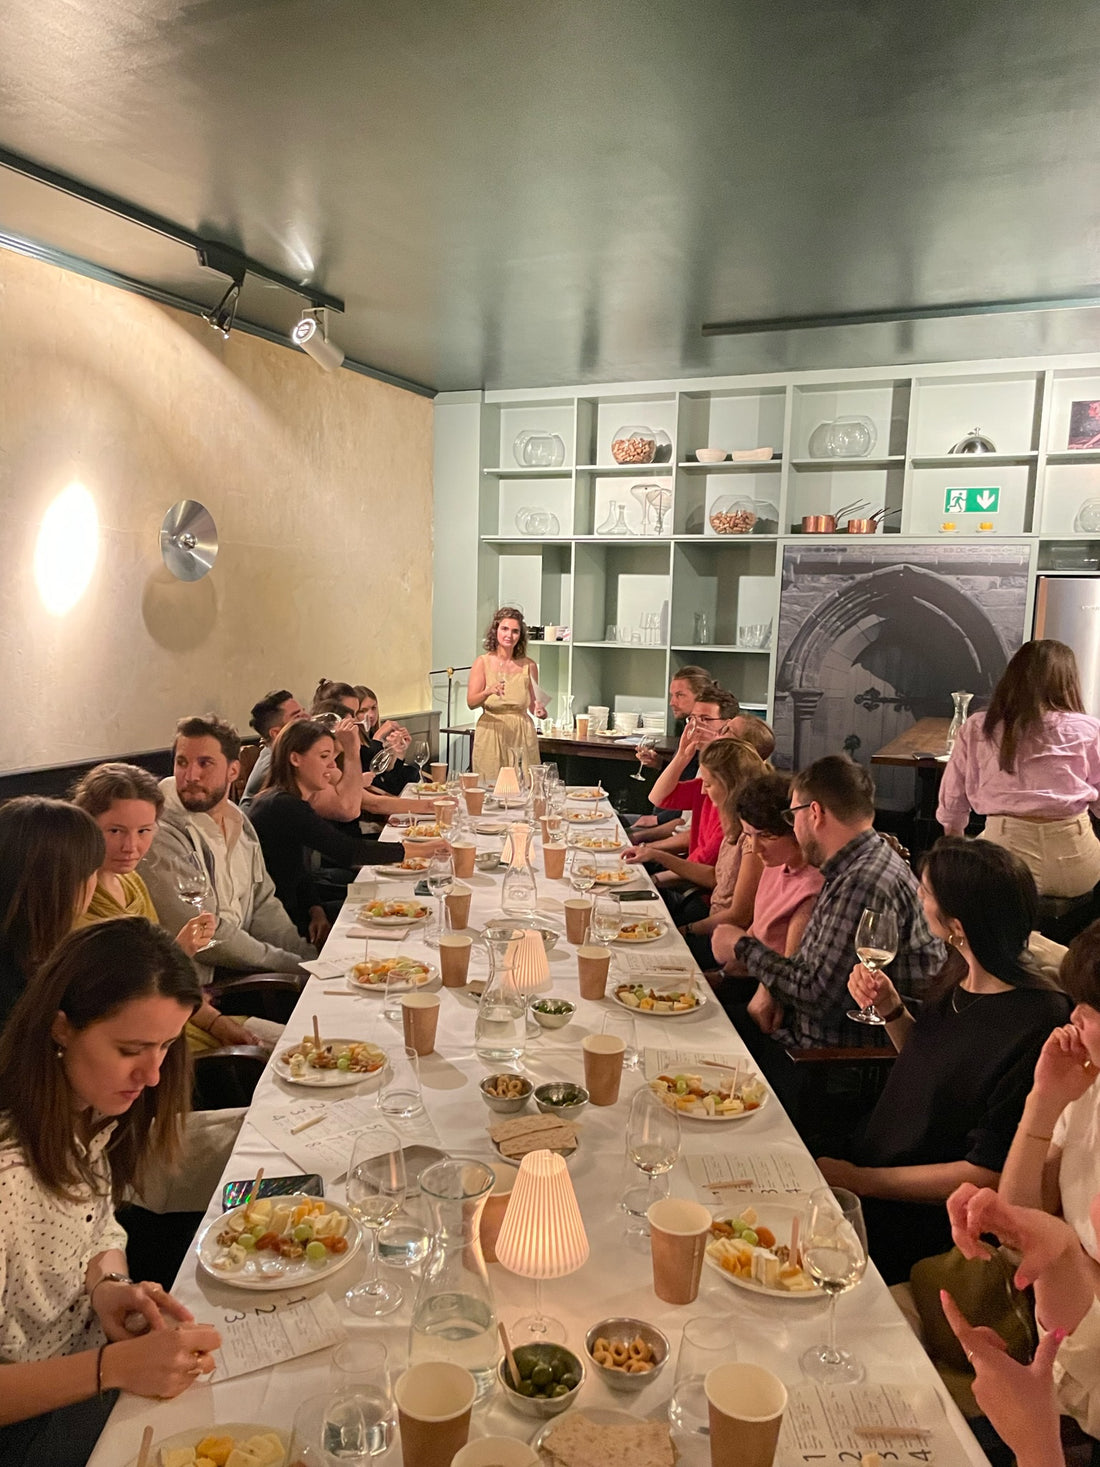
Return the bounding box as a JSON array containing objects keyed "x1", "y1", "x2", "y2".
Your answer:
[{"x1": 1033, "y1": 576, "x2": 1100, "y2": 716}]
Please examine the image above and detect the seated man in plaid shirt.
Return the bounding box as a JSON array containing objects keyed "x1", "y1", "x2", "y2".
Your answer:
[{"x1": 719, "y1": 755, "x2": 946, "y2": 1098}]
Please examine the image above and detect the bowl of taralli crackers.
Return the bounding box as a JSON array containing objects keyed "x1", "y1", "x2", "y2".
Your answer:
[{"x1": 583, "y1": 1317, "x2": 668, "y2": 1393}]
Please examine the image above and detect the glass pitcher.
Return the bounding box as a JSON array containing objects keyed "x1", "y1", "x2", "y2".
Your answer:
[
  {"x1": 501, "y1": 822, "x2": 538, "y2": 918},
  {"x1": 945, "y1": 690, "x2": 973, "y2": 755},
  {"x1": 474, "y1": 924, "x2": 527, "y2": 1064},
  {"x1": 409, "y1": 1159, "x2": 500, "y2": 1401}
]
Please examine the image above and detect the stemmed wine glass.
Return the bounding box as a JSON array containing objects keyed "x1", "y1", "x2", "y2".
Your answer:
[
  {"x1": 799, "y1": 1186, "x2": 869, "y2": 1384},
  {"x1": 568, "y1": 848, "x2": 596, "y2": 895},
  {"x1": 344, "y1": 1123, "x2": 408, "y2": 1317},
  {"x1": 631, "y1": 733, "x2": 658, "y2": 781},
  {"x1": 175, "y1": 852, "x2": 216, "y2": 952},
  {"x1": 591, "y1": 894, "x2": 622, "y2": 947},
  {"x1": 622, "y1": 1085, "x2": 682, "y2": 1233},
  {"x1": 847, "y1": 908, "x2": 899, "y2": 1025},
  {"x1": 408, "y1": 738, "x2": 430, "y2": 783},
  {"x1": 425, "y1": 850, "x2": 454, "y2": 949}
]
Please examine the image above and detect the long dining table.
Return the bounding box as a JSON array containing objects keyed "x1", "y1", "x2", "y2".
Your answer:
[{"x1": 89, "y1": 795, "x2": 989, "y2": 1467}]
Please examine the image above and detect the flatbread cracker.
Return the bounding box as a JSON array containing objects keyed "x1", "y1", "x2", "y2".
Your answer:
[
  {"x1": 542, "y1": 1414, "x2": 676, "y2": 1467},
  {"x1": 489, "y1": 1113, "x2": 577, "y2": 1158}
]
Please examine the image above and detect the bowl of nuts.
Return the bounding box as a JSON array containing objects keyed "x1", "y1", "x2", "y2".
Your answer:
[
  {"x1": 480, "y1": 1073, "x2": 532, "y2": 1113},
  {"x1": 611, "y1": 425, "x2": 657, "y2": 465},
  {"x1": 584, "y1": 1317, "x2": 669, "y2": 1393}
]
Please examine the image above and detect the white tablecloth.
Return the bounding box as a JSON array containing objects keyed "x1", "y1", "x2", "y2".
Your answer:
[{"x1": 89, "y1": 804, "x2": 989, "y2": 1466}]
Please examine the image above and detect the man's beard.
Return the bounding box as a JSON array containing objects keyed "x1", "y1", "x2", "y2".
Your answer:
[
  {"x1": 801, "y1": 833, "x2": 825, "y2": 869},
  {"x1": 178, "y1": 782, "x2": 227, "y2": 813}
]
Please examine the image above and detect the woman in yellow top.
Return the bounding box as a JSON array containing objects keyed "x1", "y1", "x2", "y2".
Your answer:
[
  {"x1": 71, "y1": 764, "x2": 261, "y2": 1052},
  {"x1": 467, "y1": 606, "x2": 546, "y2": 781}
]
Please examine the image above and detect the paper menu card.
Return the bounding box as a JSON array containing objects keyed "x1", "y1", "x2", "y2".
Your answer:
[
  {"x1": 779, "y1": 1383, "x2": 950, "y2": 1464},
  {"x1": 644, "y1": 1047, "x2": 748, "y2": 1077},
  {"x1": 207, "y1": 1291, "x2": 345, "y2": 1381},
  {"x1": 687, "y1": 1149, "x2": 821, "y2": 1198},
  {"x1": 615, "y1": 951, "x2": 696, "y2": 976},
  {"x1": 250, "y1": 1096, "x2": 443, "y2": 1182}
]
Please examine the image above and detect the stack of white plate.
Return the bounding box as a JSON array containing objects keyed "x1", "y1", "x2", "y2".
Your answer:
[{"x1": 641, "y1": 713, "x2": 666, "y2": 731}]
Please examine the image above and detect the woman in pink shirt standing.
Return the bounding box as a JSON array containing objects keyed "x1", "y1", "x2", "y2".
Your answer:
[{"x1": 937, "y1": 640, "x2": 1100, "y2": 897}]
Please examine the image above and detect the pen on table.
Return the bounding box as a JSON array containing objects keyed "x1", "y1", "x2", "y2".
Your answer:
[
  {"x1": 708, "y1": 1178, "x2": 754, "y2": 1190},
  {"x1": 291, "y1": 1113, "x2": 326, "y2": 1135},
  {"x1": 853, "y1": 1426, "x2": 931, "y2": 1440}
]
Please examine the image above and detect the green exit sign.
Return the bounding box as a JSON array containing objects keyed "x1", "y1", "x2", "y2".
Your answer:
[{"x1": 944, "y1": 486, "x2": 1000, "y2": 514}]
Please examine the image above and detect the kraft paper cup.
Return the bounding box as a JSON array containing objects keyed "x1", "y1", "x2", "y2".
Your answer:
[
  {"x1": 582, "y1": 1033, "x2": 625, "y2": 1106},
  {"x1": 543, "y1": 843, "x2": 567, "y2": 880},
  {"x1": 460, "y1": 773, "x2": 480, "y2": 790},
  {"x1": 445, "y1": 885, "x2": 473, "y2": 930},
  {"x1": 576, "y1": 944, "x2": 611, "y2": 1000},
  {"x1": 564, "y1": 898, "x2": 593, "y2": 945},
  {"x1": 479, "y1": 1160, "x2": 519, "y2": 1263},
  {"x1": 704, "y1": 1362, "x2": 787, "y2": 1467},
  {"x1": 647, "y1": 1198, "x2": 713, "y2": 1305},
  {"x1": 395, "y1": 1361, "x2": 477, "y2": 1467},
  {"x1": 432, "y1": 798, "x2": 459, "y2": 830},
  {"x1": 430, "y1": 762, "x2": 449, "y2": 785},
  {"x1": 400, "y1": 992, "x2": 440, "y2": 1056},
  {"x1": 452, "y1": 1440, "x2": 539, "y2": 1467},
  {"x1": 464, "y1": 789, "x2": 485, "y2": 816},
  {"x1": 575, "y1": 715, "x2": 590, "y2": 740},
  {"x1": 452, "y1": 842, "x2": 477, "y2": 878},
  {"x1": 438, "y1": 934, "x2": 473, "y2": 987}
]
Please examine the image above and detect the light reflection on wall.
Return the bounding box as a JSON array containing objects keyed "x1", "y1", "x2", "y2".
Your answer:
[{"x1": 33, "y1": 481, "x2": 99, "y2": 615}]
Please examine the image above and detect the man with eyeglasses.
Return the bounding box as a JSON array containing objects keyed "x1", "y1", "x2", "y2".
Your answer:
[{"x1": 718, "y1": 754, "x2": 946, "y2": 1099}]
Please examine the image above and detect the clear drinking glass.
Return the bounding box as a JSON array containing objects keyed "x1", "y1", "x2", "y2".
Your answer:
[
  {"x1": 568, "y1": 848, "x2": 597, "y2": 894},
  {"x1": 848, "y1": 908, "x2": 898, "y2": 1025},
  {"x1": 408, "y1": 738, "x2": 430, "y2": 782},
  {"x1": 668, "y1": 1315, "x2": 738, "y2": 1439},
  {"x1": 799, "y1": 1186, "x2": 869, "y2": 1384},
  {"x1": 328, "y1": 1340, "x2": 395, "y2": 1459},
  {"x1": 175, "y1": 852, "x2": 216, "y2": 951},
  {"x1": 344, "y1": 1124, "x2": 407, "y2": 1317},
  {"x1": 377, "y1": 1045, "x2": 424, "y2": 1120},
  {"x1": 591, "y1": 894, "x2": 623, "y2": 946},
  {"x1": 632, "y1": 733, "x2": 658, "y2": 780},
  {"x1": 426, "y1": 851, "x2": 455, "y2": 949},
  {"x1": 602, "y1": 1010, "x2": 641, "y2": 1072},
  {"x1": 622, "y1": 1085, "x2": 681, "y2": 1230}
]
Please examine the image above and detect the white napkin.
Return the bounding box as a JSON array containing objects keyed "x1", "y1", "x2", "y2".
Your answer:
[
  {"x1": 346, "y1": 924, "x2": 410, "y2": 941},
  {"x1": 300, "y1": 958, "x2": 347, "y2": 979}
]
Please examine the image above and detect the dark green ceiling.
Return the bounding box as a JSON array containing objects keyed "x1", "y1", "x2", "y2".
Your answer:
[{"x1": 2, "y1": 0, "x2": 1099, "y2": 393}]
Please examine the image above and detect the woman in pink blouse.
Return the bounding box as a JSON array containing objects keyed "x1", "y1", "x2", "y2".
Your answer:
[{"x1": 937, "y1": 640, "x2": 1100, "y2": 897}]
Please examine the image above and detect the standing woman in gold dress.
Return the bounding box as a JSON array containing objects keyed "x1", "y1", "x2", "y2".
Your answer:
[{"x1": 467, "y1": 607, "x2": 545, "y2": 780}]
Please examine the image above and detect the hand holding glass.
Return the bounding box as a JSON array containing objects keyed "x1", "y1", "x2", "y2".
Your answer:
[
  {"x1": 631, "y1": 733, "x2": 658, "y2": 780},
  {"x1": 847, "y1": 908, "x2": 898, "y2": 1025}
]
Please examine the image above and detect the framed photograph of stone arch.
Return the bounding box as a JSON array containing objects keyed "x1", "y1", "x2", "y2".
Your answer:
[{"x1": 772, "y1": 541, "x2": 1032, "y2": 806}]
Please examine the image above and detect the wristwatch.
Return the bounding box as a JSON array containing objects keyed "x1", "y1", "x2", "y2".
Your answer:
[
  {"x1": 90, "y1": 1271, "x2": 131, "y2": 1301},
  {"x1": 878, "y1": 1001, "x2": 906, "y2": 1024}
]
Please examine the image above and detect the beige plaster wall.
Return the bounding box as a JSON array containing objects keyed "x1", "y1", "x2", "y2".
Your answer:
[{"x1": 0, "y1": 247, "x2": 433, "y2": 770}]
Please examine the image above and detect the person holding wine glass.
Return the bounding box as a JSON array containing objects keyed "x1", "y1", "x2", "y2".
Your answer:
[
  {"x1": 467, "y1": 607, "x2": 545, "y2": 781},
  {"x1": 816, "y1": 838, "x2": 1070, "y2": 1283}
]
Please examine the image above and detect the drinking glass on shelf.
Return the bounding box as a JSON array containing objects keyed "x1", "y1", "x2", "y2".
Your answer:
[
  {"x1": 847, "y1": 908, "x2": 898, "y2": 1025},
  {"x1": 344, "y1": 1123, "x2": 408, "y2": 1316},
  {"x1": 799, "y1": 1186, "x2": 869, "y2": 1384},
  {"x1": 631, "y1": 733, "x2": 659, "y2": 781},
  {"x1": 568, "y1": 848, "x2": 597, "y2": 894},
  {"x1": 426, "y1": 851, "x2": 455, "y2": 949},
  {"x1": 668, "y1": 1315, "x2": 739, "y2": 1439},
  {"x1": 591, "y1": 894, "x2": 623, "y2": 947},
  {"x1": 175, "y1": 852, "x2": 216, "y2": 951},
  {"x1": 622, "y1": 1085, "x2": 681, "y2": 1229}
]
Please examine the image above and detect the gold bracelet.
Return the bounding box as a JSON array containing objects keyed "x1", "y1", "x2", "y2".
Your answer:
[{"x1": 1025, "y1": 1131, "x2": 1053, "y2": 1143}]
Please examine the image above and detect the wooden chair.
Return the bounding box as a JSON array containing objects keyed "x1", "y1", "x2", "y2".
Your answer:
[
  {"x1": 191, "y1": 1045, "x2": 267, "y2": 1110},
  {"x1": 784, "y1": 1045, "x2": 899, "y2": 1155},
  {"x1": 232, "y1": 742, "x2": 263, "y2": 802},
  {"x1": 207, "y1": 973, "x2": 305, "y2": 1023}
]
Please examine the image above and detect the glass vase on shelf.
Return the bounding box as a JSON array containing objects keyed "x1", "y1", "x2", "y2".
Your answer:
[
  {"x1": 409, "y1": 1159, "x2": 499, "y2": 1401},
  {"x1": 945, "y1": 691, "x2": 973, "y2": 755},
  {"x1": 596, "y1": 501, "x2": 633, "y2": 536}
]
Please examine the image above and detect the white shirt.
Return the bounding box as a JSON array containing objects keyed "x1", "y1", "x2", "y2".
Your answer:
[
  {"x1": 1052, "y1": 1080, "x2": 1100, "y2": 1261},
  {"x1": 0, "y1": 1120, "x2": 127, "y2": 1363},
  {"x1": 163, "y1": 785, "x2": 251, "y2": 932}
]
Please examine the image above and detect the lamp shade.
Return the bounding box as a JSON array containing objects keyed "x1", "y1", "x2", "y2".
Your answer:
[
  {"x1": 493, "y1": 767, "x2": 521, "y2": 798},
  {"x1": 507, "y1": 928, "x2": 550, "y2": 995},
  {"x1": 494, "y1": 1149, "x2": 589, "y2": 1281}
]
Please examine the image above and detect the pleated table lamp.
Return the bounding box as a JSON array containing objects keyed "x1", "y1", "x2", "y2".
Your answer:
[{"x1": 493, "y1": 1148, "x2": 589, "y2": 1341}]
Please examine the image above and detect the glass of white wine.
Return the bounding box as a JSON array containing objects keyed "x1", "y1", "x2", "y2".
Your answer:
[
  {"x1": 175, "y1": 852, "x2": 216, "y2": 952},
  {"x1": 591, "y1": 894, "x2": 622, "y2": 947},
  {"x1": 568, "y1": 848, "x2": 596, "y2": 895},
  {"x1": 847, "y1": 907, "x2": 898, "y2": 1025},
  {"x1": 344, "y1": 1123, "x2": 407, "y2": 1317},
  {"x1": 631, "y1": 733, "x2": 658, "y2": 781},
  {"x1": 799, "y1": 1186, "x2": 869, "y2": 1384},
  {"x1": 622, "y1": 1085, "x2": 681, "y2": 1233},
  {"x1": 426, "y1": 851, "x2": 454, "y2": 949}
]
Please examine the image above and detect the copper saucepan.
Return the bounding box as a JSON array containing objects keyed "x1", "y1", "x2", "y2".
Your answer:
[
  {"x1": 844, "y1": 508, "x2": 902, "y2": 534},
  {"x1": 800, "y1": 500, "x2": 868, "y2": 534}
]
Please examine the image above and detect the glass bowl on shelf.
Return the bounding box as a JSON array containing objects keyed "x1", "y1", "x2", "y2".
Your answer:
[
  {"x1": 708, "y1": 497, "x2": 779, "y2": 535},
  {"x1": 514, "y1": 507, "x2": 561, "y2": 536},
  {"x1": 1074, "y1": 498, "x2": 1100, "y2": 533},
  {"x1": 611, "y1": 426, "x2": 657, "y2": 465},
  {"x1": 652, "y1": 428, "x2": 673, "y2": 463},
  {"x1": 807, "y1": 416, "x2": 877, "y2": 459},
  {"x1": 513, "y1": 430, "x2": 566, "y2": 468}
]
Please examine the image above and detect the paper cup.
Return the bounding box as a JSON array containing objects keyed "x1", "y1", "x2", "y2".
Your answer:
[
  {"x1": 400, "y1": 992, "x2": 440, "y2": 1055},
  {"x1": 438, "y1": 934, "x2": 473, "y2": 987},
  {"x1": 647, "y1": 1198, "x2": 713, "y2": 1305},
  {"x1": 564, "y1": 898, "x2": 592, "y2": 945},
  {"x1": 395, "y1": 1362, "x2": 477, "y2": 1467},
  {"x1": 479, "y1": 1160, "x2": 519, "y2": 1263},
  {"x1": 575, "y1": 715, "x2": 590, "y2": 740},
  {"x1": 432, "y1": 798, "x2": 458, "y2": 829},
  {"x1": 430, "y1": 763, "x2": 449, "y2": 785},
  {"x1": 460, "y1": 773, "x2": 480, "y2": 790},
  {"x1": 582, "y1": 1033, "x2": 625, "y2": 1106},
  {"x1": 464, "y1": 789, "x2": 485, "y2": 816},
  {"x1": 543, "y1": 843, "x2": 567, "y2": 879},
  {"x1": 445, "y1": 885, "x2": 472, "y2": 930},
  {"x1": 452, "y1": 1440, "x2": 539, "y2": 1467},
  {"x1": 452, "y1": 843, "x2": 477, "y2": 878},
  {"x1": 576, "y1": 944, "x2": 611, "y2": 1000},
  {"x1": 705, "y1": 1362, "x2": 787, "y2": 1467}
]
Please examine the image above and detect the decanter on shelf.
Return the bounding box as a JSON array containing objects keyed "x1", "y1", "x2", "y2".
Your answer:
[
  {"x1": 945, "y1": 691, "x2": 973, "y2": 754},
  {"x1": 596, "y1": 501, "x2": 633, "y2": 536}
]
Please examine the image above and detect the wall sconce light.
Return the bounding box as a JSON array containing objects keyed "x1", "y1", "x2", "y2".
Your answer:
[
  {"x1": 160, "y1": 500, "x2": 219, "y2": 580},
  {"x1": 34, "y1": 481, "x2": 99, "y2": 615},
  {"x1": 292, "y1": 307, "x2": 345, "y2": 371}
]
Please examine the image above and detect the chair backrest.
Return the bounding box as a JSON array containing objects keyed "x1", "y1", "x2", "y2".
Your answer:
[
  {"x1": 232, "y1": 743, "x2": 263, "y2": 803},
  {"x1": 208, "y1": 974, "x2": 303, "y2": 1023},
  {"x1": 191, "y1": 1045, "x2": 267, "y2": 1110}
]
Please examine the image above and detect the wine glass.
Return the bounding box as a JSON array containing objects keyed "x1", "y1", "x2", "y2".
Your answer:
[
  {"x1": 622, "y1": 1085, "x2": 681, "y2": 1232},
  {"x1": 591, "y1": 894, "x2": 622, "y2": 947},
  {"x1": 344, "y1": 1123, "x2": 407, "y2": 1316},
  {"x1": 408, "y1": 738, "x2": 430, "y2": 782},
  {"x1": 175, "y1": 852, "x2": 215, "y2": 952},
  {"x1": 799, "y1": 1186, "x2": 869, "y2": 1384},
  {"x1": 568, "y1": 848, "x2": 597, "y2": 895},
  {"x1": 847, "y1": 908, "x2": 899, "y2": 1025},
  {"x1": 631, "y1": 733, "x2": 658, "y2": 780},
  {"x1": 426, "y1": 851, "x2": 454, "y2": 949}
]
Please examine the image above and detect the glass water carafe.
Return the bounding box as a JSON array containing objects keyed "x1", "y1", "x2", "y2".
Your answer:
[
  {"x1": 409, "y1": 1160, "x2": 499, "y2": 1400},
  {"x1": 501, "y1": 822, "x2": 538, "y2": 918},
  {"x1": 945, "y1": 690, "x2": 973, "y2": 754},
  {"x1": 474, "y1": 925, "x2": 527, "y2": 1064}
]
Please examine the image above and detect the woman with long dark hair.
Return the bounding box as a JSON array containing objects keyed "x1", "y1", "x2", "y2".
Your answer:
[
  {"x1": 937, "y1": 639, "x2": 1100, "y2": 896},
  {"x1": 467, "y1": 606, "x2": 545, "y2": 781},
  {"x1": 816, "y1": 837, "x2": 1070, "y2": 1283},
  {"x1": 0, "y1": 798, "x2": 104, "y2": 1030},
  {"x1": 0, "y1": 920, "x2": 220, "y2": 1465}
]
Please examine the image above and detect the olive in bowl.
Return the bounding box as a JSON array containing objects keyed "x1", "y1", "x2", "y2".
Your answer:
[
  {"x1": 479, "y1": 1074, "x2": 532, "y2": 1114},
  {"x1": 533, "y1": 1082, "x2": 588, "y2": 1118},
  {"x1": 498, "y1": 1342, "x2": 584, "y2": 1419},
  {"x1": 529, "y1": 997, "x2": 575, "y2": 1031}
]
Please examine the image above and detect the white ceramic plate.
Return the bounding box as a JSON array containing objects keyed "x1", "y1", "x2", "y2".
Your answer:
[
  {"x1": 403, "y1": 833, "x2": 445, "y2": 844},
  {"x1": 356, "y1": 903, "x2": 431, "y2": 926},
  {"x1": 125, "y1": 1424, "x2": 289, "y2": 1467},
  {"x1": 613, "y1": 920, "x2": 669, "y2": 943},
  {"x1": 590, "y1": 869, "x2": 638, "y2": 886},
  {"x1": 346, "y1": 960, "x2": 438, "y2": 995},
  {"x1": 703, "y1": 1198, "x2": 818, "y2": 1300},
  {"x1": 611, "y1": 983, "x2": 707, "y2": 1018},
  {"x1": 197, "y1": 1195, "x2": 361, "y2": 1291},
  {"x1": 568, "y1": 788, "x2": 607, "y2": 801},
  {"x1": 563, "y1": 810, "x2": 611, "y2": 824},
  {"x1": 650, "y1": 1069, "x2": 770, "y2": 1122},
  {"x1": 275, "y1": 1038, "x2": 388, "y2": 1088},
  {"x1": 572, "y1": 836, "x2": 628, "y2": 851},
  {"x1": 532, "y1": 1408, "x2": 646, "y2": 1458},
  {"x1": 374, "y1": 861, "x2": 431, "y2": 879}
]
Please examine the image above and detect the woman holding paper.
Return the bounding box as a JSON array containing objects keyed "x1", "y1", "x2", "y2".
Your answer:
[
  {"x1": 0, "y1": 919, "x2": 220, "y2": 1466},
  {"x1": 467, "y1": 607, "x2": 545, "y2": 781}
]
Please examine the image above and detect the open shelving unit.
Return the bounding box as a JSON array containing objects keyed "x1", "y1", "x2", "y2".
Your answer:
[{"x1": 434, "y1": 354, "x2": 1100, "y2": 734}]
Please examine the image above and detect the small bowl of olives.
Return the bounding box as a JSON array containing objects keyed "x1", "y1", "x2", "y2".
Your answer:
[
  {"x1": 498, "y1": 1342, "x2": 585, "y2": 1419},
  {"x1": 529, "y1": 997, "x2": 575, "y2": 1031},
  {"x1": 533, "y1": 1082, "x2": 588, "y2": 1119}
]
